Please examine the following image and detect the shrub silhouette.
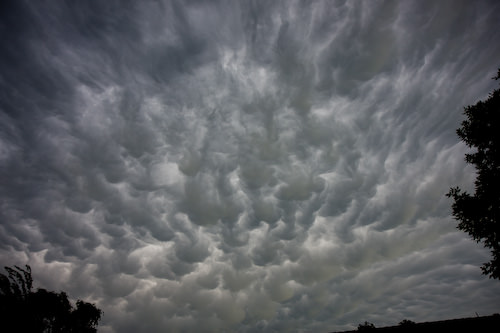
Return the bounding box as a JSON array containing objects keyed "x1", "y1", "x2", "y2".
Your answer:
[
  {"x1": 398, "y1": 319, "x2": 416, "y2": 326},
  {"x1": 357, "y1": 321, "x2": 376, "y2": 331}
]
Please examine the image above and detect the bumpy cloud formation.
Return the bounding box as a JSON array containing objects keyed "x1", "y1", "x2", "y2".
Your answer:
[{"x1": 1, "y1": 1, "x2": 500, "y2": 332}]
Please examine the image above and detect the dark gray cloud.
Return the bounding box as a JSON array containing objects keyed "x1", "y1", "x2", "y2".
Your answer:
[{"x1": 1, "y1": 1, "x2": 500, "y2": 332}]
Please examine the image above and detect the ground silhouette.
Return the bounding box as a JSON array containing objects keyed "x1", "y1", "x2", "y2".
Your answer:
[{"x1": 331, "y1": 314, "x2": 500, "y2": 332}]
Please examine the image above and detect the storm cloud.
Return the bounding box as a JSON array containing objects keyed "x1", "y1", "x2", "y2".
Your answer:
[{"x1": 1, "y1": 1, "x2": 500, "y2": 332}]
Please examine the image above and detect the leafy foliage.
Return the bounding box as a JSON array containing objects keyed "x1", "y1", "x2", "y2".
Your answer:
[
  {"x1": 447, "y1": 69, "x2": 500, "y2": 279},
  {"x1": 0, "y1": 265, "x2": 103, "y2": 332},
  {"x1": 357, "y1": 321, "x2": 376, "y2": 331},
  {"x1": 399, "y1": 319, "x2": 416, "y2": 326}
]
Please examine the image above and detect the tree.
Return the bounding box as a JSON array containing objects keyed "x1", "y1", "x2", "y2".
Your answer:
[
  {"x1": 357, "y1": 321, "x2": 376, "y2": 331},
  {"x1": 0, "y1": 265, "x2": 103, "y2": 332},
  {"x1": 399, "y1": 319, "x2": 416, "y2": 327},
  {"x1": 447, "y1": 68, "x2": 500, "y2": 279}
]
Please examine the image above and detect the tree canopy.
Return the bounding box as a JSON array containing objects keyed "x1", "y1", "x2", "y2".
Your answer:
[
  {"x1": 357, "y1": 321, "x2": 376, "y2": 331},
  {"x1": 447, "y1": 68, "x2": 500, "y2": 279},
  {"x1": 0, "y1": 265, "x2": 103, "y2": 332}
]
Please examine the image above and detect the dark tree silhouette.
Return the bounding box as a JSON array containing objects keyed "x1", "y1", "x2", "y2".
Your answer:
[
  {"x1": 447, "y1": 68, "x2": 500, "y2": 279},
  {"x1": 357, "y1": 321, "x2": 376, "y2": 331},
  {"x1": 398, "y1": 319, "x2": 416, "y2": 326},
  {"x1": 0, "y1": 265, "x2": 103, "y2": 332}
]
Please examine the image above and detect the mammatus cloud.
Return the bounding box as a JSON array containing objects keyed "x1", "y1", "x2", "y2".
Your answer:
[{"x1": 1, "y1": 1, "x2": 500, "y2": 332}]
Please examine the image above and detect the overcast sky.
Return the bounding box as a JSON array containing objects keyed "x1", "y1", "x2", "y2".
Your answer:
[{"x1": 1, "y1": 1, "x2": 500, "y2": 332}]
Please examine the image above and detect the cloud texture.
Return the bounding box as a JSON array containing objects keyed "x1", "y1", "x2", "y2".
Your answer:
[{"x1": 1, "y1": 1, "x2": 500, "y2": 332}]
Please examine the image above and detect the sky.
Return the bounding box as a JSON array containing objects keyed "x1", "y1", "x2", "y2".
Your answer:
[{"x1": 1, "y1": 0, "x2": 500, "y2": 332}]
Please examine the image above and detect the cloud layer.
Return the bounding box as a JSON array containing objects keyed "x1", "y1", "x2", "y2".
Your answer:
[{"x1": 1, "y1": 1, "x2": 500, "y2": 332}]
